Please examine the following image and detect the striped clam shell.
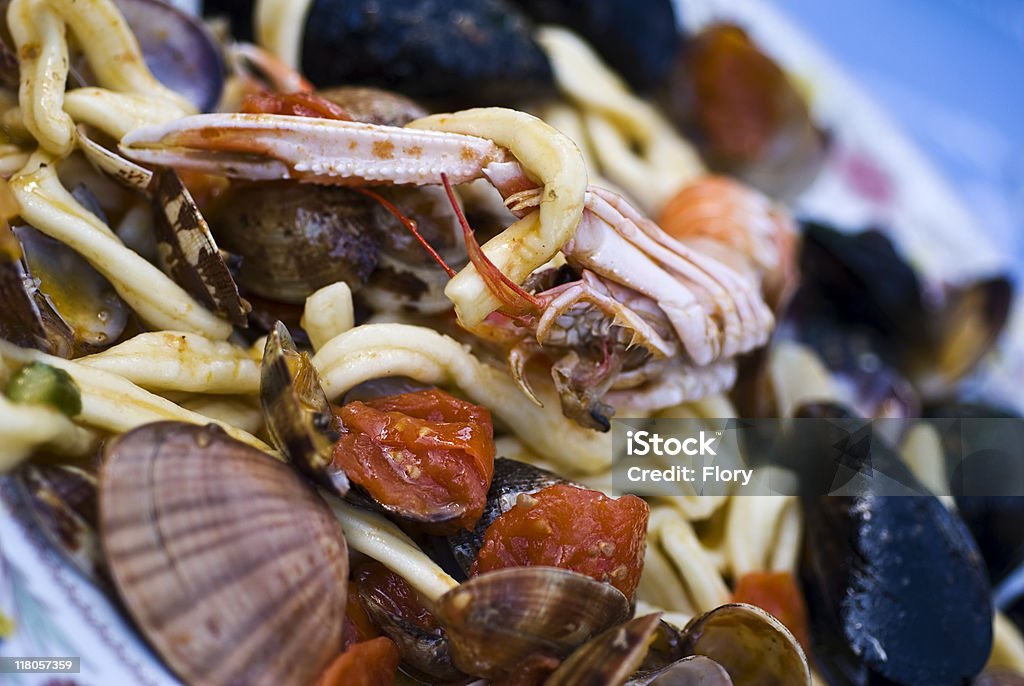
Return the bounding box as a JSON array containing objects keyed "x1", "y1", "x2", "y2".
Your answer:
[{"x1": 100, "y1": 421, "x2": 348, "y2": 686}]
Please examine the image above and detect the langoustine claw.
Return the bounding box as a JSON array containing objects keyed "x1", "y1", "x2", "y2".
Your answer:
[{"x1": 120, "y1": 107, "x2": 785, "y2": 430}]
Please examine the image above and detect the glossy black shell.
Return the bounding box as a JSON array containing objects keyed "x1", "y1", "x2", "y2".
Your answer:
[
  {"x1": 801, "y1": 437, "x2": 993, "y2": 686},
  {"x1": 507, "y1": 0, "x2": 681, "y2": 91},
  {"x1": 300, "y1": 0, "x2": 554, "y2": 106}
]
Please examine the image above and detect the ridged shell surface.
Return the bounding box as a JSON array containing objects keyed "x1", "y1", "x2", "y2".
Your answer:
[{"x1": 100, "y1": 421, "x2": 348, "y2": 686}]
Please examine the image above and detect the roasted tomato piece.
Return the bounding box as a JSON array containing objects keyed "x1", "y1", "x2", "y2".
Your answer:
[
  {"x1": 316, "y1": 636, "x2": 399, "y2": 686},
  {"x1": 471, "y1": 484, "x2": 649, "y2": 600},
  {"x1": 732, "y1": 571, "x2": 810, "y2": 652},
  {"x1": 334, "y1": 389, "x2": 496, "y2": 533}
]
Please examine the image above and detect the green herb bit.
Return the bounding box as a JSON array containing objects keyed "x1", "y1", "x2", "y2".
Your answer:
[{"x1": 3, "y1": 361, "x2": 82, "y2": 417}]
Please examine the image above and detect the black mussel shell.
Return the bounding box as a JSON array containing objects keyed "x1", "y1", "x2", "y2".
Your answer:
[
  {"x1": 507, "y1": 0, "x2": 680, "y2": 92},
  {"x1": 788, "y1": 222, "x2": 1013, "y2": 401},
  {"x1": 445, "y1": 457, "x2": 571, "y2": 576},
  {"x1": 801, "y1": 433, "x2": 993, "y2": 685},
  {"x1": 299, "y1": 0, "x2": 554, "y2": 106},
  {"x1": 789, "y1": 222, "x2": 924, "y2": 364}
]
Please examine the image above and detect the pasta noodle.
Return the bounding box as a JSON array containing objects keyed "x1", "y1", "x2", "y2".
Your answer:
[
  {"x1": 301, "y1": 281, "x2": 355, "y2": 352},
  {"x1": 326, "y1": 494, "x2": 459, "y2": 602},
  {"x1": 0, "y1": 393, "x2": 98, "y2": 469},
  {"x1": 0, "y1": 339, "x2": 270, "y2": 452},
  {"x1": 535, "y1": 26, "x2": 704, "y2": 214},
  {"x1": 10, "y1": 151, "x2": 233, "y2": 338},
  {"x1": 313, "y1": 323, "x2": 615, "y2": 474},
  {"x1": 647, "y1": 505, "x2": 732, "y2": 615},
  {"x1": 409, "y1": 108, "x2": 587, "y2": 327},
  {"x1": 76, "y1": 331, "x2": 261, "y2": 395},
  {"x1": 7, "y1": 0, "x2": 74, "y2": 155}
]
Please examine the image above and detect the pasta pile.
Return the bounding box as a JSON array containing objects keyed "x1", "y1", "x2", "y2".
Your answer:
[{"x1": 0, "y1": 1, "x2": 1022, "y2": 677}]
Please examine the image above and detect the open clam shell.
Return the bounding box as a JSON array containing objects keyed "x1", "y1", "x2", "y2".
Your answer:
[
  {"x1": 631, "y1": 655, "x2": 734, "y2": 686},
  {"x1": 100, "y1": 421, "x2": 349, "y2": 686},
  {"x1": 679, "y1": 603, "x2": 810, "y2": 686},
  {"x1": 546, "y1": 612, "x2": 662, "y2": 686},
  {"x1": 434, "y1": 566, "x2": 630, "y2": 680}
]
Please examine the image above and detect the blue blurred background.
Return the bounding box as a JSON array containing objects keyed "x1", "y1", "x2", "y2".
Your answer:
[{"x1": 773, "y1": 0, "x2": 1024, "y2": 271}]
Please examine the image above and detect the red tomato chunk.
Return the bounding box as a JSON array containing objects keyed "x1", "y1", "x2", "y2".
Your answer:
[
  {"x1": 471, "y1": 484, "x2": 649, "y2": 600},
  {"x1": 333, "y1": 389, "x2": 496, "y2": 533}
]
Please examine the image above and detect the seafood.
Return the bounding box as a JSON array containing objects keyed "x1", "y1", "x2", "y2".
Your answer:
[
  {"x1": 120, "y1": 107, "x2": 782, "y2": 429},
  {"x1": 100, "y1": 421, "x2": 350, "y2": 686},
  {"x1": 0, "y1": 1, "x2": 1019, "y2": 684},
  {"x1": 273, "y1": 0, "x2": 553, "y2": 106},
  {"x1": 664, "y1": 23, "x2": 828, "y2": 200},
  {"x1": 508, "y1": 0, "x2": 681, "y2": 92},
  {"x1": 2, "y1": 223, "x2": 129, "y2": 356},
  {"x1": 801, "y1": 447, "x2": 993, "y2": 685},
  {"x1": 112, "y1": 0, "x2": 225, "y2": 112},
  {"x1": 433, "y1": 565, "x2": 631, "y2": 679},
  {"x1": 13, "y1": 463, "x2": 106, "y2": 586},
  {"x1": 789, "y1": 222, "x2": 1012, "y2": 403}
]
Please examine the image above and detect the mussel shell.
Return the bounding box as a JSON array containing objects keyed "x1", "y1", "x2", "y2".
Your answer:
[
  {"x1": 508, "y1": 0, "x2": 680, "y2": 92},
  {"x1": 14, "y1": 225, "x2": 128, "y2": 355},
  {"x1": 114, "y1": 0, "x2": 225, "y2": 112},
  {"x1": 911, "y1": 276, "x2": 1013, "y2": 399},
  {"x1": 677, "y1": 604, "x2": 808, "y2": 686},
  {"x1": 299, "y1": 0, "x2": 554, "y2": 106},
  {"x1": 545, "y1": 613, "x2": 662, "y2": 686},
  {"x1": 212, "y1": 182, "x2": 385, "y2": 304},
  {"x1": 630, "y1": 655, "x2": 734, "y2": 686},
  {"x1": 100, "y1": 421, "x2": 349, "y2": 686},
  {"x1": 260, "y1": 321, "x2": 347, "y2": 494},
  {"x1": 802, "y1": 490, "x2": 992, "y2": 685},
  {"x1": 788, "y1": 222, "x2": 924, "y2": 369},
  {"x1": 434, "y1": 566, "x2": 631, "y2": 680},
  {"x1": 342, "y1": 376, "x2": 434, "y2": 404},
  {"x1": 446, "y1": 457, "x2": 571, "y2": 576},
  {"x1": 0, "y1": 227, "x2": 73, "y2": 356},
  {"x1": 664, "y1": 23, "x2": 827, "y2": 200}
]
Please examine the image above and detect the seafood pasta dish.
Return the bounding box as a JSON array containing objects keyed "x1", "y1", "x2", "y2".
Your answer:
[{"x1": 0, "y1": 0, "x2": 1020, "y2": 684}]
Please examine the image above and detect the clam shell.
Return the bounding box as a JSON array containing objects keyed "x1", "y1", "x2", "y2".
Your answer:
[
  {"x1": 545, "y1": 613, "x2": 662, "y2": 686},
  {"x1": 680, "y1": 603, "x2": 810, "y2": 686},
  {"x1": 260, "y1": 321, "x2": 347, "y2": 494},
  {"x1": 435, "y1": 566, "x2": 630, "y2": 680},
  {"x1": 100, "y1": 421, "x2": 348, "y2": 686},
  {"x1": 632, "y1": 655, "x2": 734, "y2": 685}
]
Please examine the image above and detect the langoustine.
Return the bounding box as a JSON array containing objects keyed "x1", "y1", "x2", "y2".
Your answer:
[{"x1": 120, "y1": 105, "x2": 793, "y2": 430}]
